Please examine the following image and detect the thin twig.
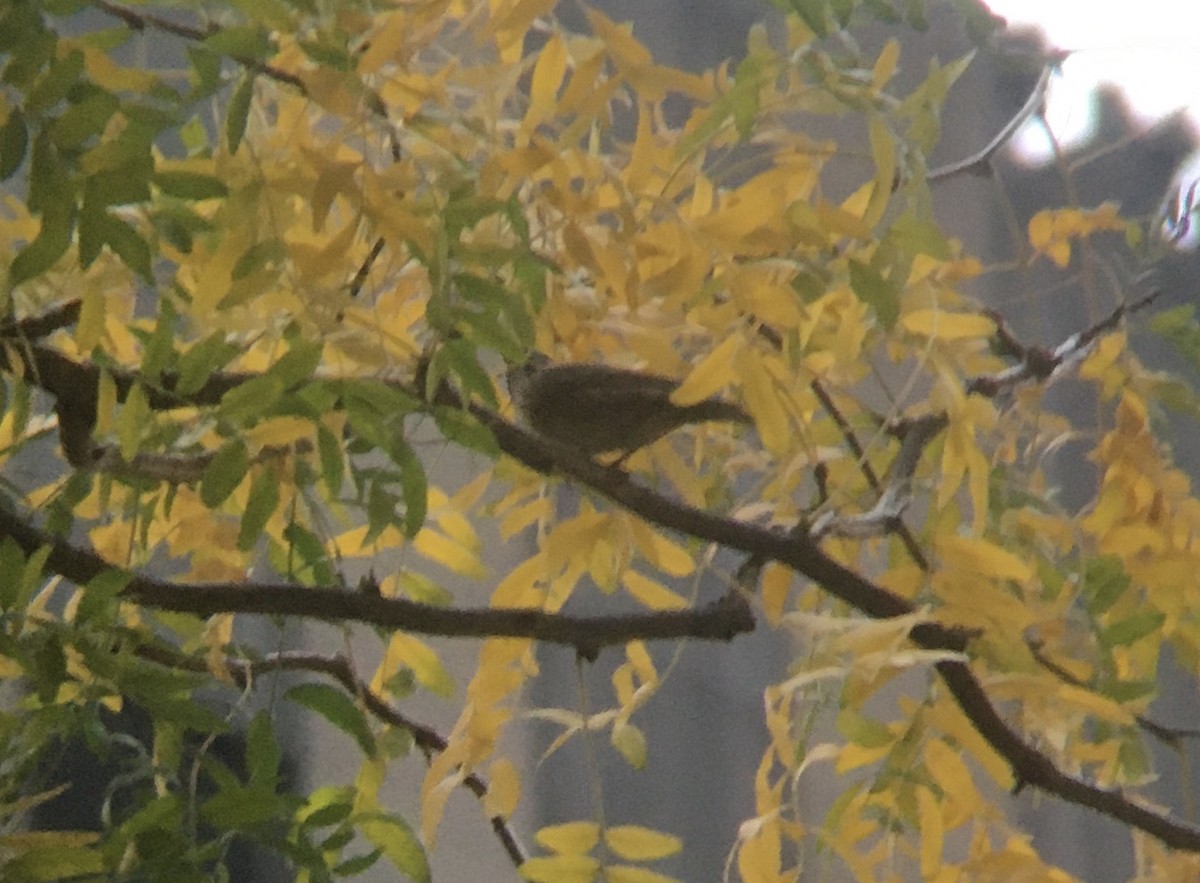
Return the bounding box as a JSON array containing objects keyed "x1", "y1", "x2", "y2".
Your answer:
[
  {"x1": 928, "y1": 61, "x2": 1059, "y2": 184},
  {"x1": 136, "y1": 644, "x2": 528, "y2": 868}
]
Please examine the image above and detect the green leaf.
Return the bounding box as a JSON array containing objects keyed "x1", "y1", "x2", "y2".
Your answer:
[
  {"x1": 281, "y1": 521, "x2": 334, "y2": 585},
  {"x1": 50, "y1": 89, "x2": 119, "y2": 150},
  {"x1": 286, "y1": 683, "x2": 375, "y2": 755},
  {"x1": 231, "y1": 238, "x2": 286, "y2": 280},
  {"x1": 0, "y1": 108, "x2": 29, "y2": 180},
  {"x1": 264, "y1": 337, "x2": 323, "y2": 389},
  {"x1": 187, "y1": 47, "x2": 223, "y2": 99},
  {"x1": 29, "y1": 633, "x2": 66, "y2": 704},
  {"x1": 2, "y1": 844, "x2": 106, "y2": 881},
  {"x1": 203, "y1": 26, "x2": 277, "y2": 60},
  {"x1": 175, "y1": 333, "x2": 241, "y2": 395},
  {"x1": 0, "y1": 538, "x2": 27, "y2": 610},
  {"x1": 431, "y1": 406, "x2": 497, "y2": 456},
  {"x1": 430, "y1": 337, "x2": 498, "y2": 408},
  {"x1": 25, "y1": 48, "x2": 84, "y2": 115},
  {"x1": 201, "y1": 439, "x2": 249, "y2": 508},
  {"x1": 246, "y1": 712, "x2": 281, "y2": 787},
  {"x1": 848, "y1": 259, "x2": 898, "y2": 330},
  {"x1": 1084, "y1": 555, "x2": 1130, "y2": 616},
  {"x1": 317, "y1": 424, "x2": 344, "y2": 495},
  {"x1": 790, "y1": 0, "x2": 831, "y2": 37},
  {"x1": 238, "y1": 467, "x2": 281, "y2": 550},
  {"x1": 201, "y1": 784, "x2": 284, "y2": 829},
  {"x1": 837, "y1": 709, "x2": 893, "y2": 748},
  {"x1": 227, "y1": 73, "x2": 255, "y2": 153},
  {"x1": 76, "y1": 568, "x2": 132, "y2": 624},
  {"x1": 1101, "y1": 610, "x2": 1164, "y2": 648},
  {"x1": 394, "y1": 439, "x2": 427, "y2": 538},
  {"x1": 100, "y1": 211, "x2": 153, "y2": 280},
  {"x1": 359, "y1": 814, "x2": 430, "y2": 883},
  {"x1": 10, "y1": 200, "x2": 74, "y2": 286},
  {"x1": 334, "y1": 850, "x2": 383, "y2": 876},
  {"x1": 219, "y1": 374, "x2": 286, "y2": 423},
  {"x1": 1149, "y1": 304, "x2": 1200, "y2": 370},
  {"x1": 154, "y1": 170, "x2": 229, "y2": 200}
]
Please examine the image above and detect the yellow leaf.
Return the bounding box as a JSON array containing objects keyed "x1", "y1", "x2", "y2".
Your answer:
[
  {"x1": 670, "y1": 334, "x2": 741, "y2": 407},
  {"x1": 374, "y1": 633, "x2": 455, "y2": 698},
  {"x1": 917, "y1": 785, "x2": 944, "y2": 878},
  {"x1": 604, "y1": 826, "x2": 682, "y2": 861},
  {"x1": 611, "y1": 721, "x2": 647, "y2": 769},
  {"x1": 544, "y1": 511, "x2": 611, "y2": 570},
  {"x1": 925, "y1": 698, "x2": 1013, "y2": 790},
  {"x1": 935, "y1": 534, "x2": 1033, "y2": 584},
  {"x1": 75, "y1": 288, "x2": 105, "y2": 354},
  {"x1": 872, "y1": 38, "x2": 901, "y2": 88},
  {"x1": 865, "y1": 116, "x2": 895, "y2": 227},
  {"x1": 203, "y1": 614, "x2": 235, "y2": 685},
  {"x1": 923, "y1": 739, "x2": 978, "y2": 826},
  {"x1": 501, "y1": 496, "x2": 552, "y2": 539},
  {"x1": 356, "y1": 12, "x2": 409, "y2": 75},
  {"x1": 94, "y1": 370, "x2": 117, "y2": 436},
  {"x1": 413, "y1": 528, "x2": 487, "y2": 578},
  {"x1": 622, "y1": 570, "x2": 689, "y2": 610},
  {"x1": 605, "y1": 865, "x2": 681, "y2": 883},
  {"x1": 737, "y1": 349, "x2": 791, "y2": 456},
  {"x1": 245, "y1": 416, "x2": 314, "y2": 449},
  {"x1": 535, "y1": 821, "x2": 601, "y2": 855},
  {"x1": 625, "y1": 641, "x2": 657, "y2": 684},
  {"x1": 626, "y1": 518, "x2": 695, "y2": 577},
  {"x1": 1055, "y1": 683, "x2": 1135, "y2": 725},
  {"x1": 899, "y1": 309, "x2": 995, "y2": 340},
  {"x1": 526, "y1": 32, "x2": 568, "y2": 131},
  {"x1": 520, "y1": 854, "x2": 601, "y2": 883},
  {"x1": 484, "y1": 758, "x2": 521, "y2": 820},
  {"x1": 761, "y1": 562, "x2": 791, "y2": 627}
]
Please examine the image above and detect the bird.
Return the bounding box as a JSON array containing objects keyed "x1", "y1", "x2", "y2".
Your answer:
[{"x1": 505, "y1": 353, "x2": 752, "y2": 458}]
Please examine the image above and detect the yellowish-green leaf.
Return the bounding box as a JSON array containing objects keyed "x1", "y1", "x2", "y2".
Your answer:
[
  {"x1": 484, "y1": 758, "x2": 521, "y2": 820},
  {"x1": 604, "y1": 865, "x2": 681, "y2": 883},
  {"x1": 899, "y1": 308, "x2": 995, "y2": 340},
  {"x1": 935, "y1": 534, "x2": 1033, "y2": 584},
  {"x1": 520, "y1": 853, "x2": 601, "y2": 883},
  {"x1": 535, "y1": 821, "x2": 601, "y2": 855},
  {"x1": 412, "y1": 528, "x2": 487, "y2": 578},
  {"x1": 604, "y1": 826, "x2": 682, "y2": 862},
  {"x1": 670, "y1": 334, "x2": 741, "y2": 407},
  {"x1": 376, "y1": 632, "x2": 455, "y2": 698},
  {"x1": 117, "y1": 382, "x2": 151, "y2": 461},
  {"x1": 622, "y1": 570, "x2": 689, "y2": 610},
  {"x1": 611, "y1": 721, "x2": 647, "y2": 769},
  {"x1": 626, "y1": 518, "x2": 695, "y2": 577}
]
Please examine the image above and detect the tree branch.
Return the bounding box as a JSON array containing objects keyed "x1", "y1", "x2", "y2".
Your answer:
[
  {"x1": 90, "y1": 0, "x2": 308, "y2": 94},
  {"x1": 0, "y1": 505, "x2": 754, "y2": 656},
  {"x1": 3, "y1": 297, "x2": 1198, "y2": 850},
  {"x1": 135, "y1": 644, "x2": 528, "y2": 868}
]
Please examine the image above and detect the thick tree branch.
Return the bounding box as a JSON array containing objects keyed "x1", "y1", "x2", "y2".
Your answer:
[{"x1": 0, "y1": 505, "x2": 753, "y2": 656}]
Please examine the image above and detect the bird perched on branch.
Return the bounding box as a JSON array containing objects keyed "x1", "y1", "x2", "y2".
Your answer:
[{"x1": 505, "y1": 353, "x2": 751, "y2": 458}]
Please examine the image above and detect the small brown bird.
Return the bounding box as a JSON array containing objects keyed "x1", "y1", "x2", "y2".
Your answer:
[{"x1": 505, "y1": 353, "x2": 751, "y2": 457}]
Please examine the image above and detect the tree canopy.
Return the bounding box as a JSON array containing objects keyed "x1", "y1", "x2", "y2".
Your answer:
[{"x1": 2, "y1": 0, "x2": 1200, "y2": 879}]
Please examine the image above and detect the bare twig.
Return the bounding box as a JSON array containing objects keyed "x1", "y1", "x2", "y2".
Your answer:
[
  {"x1": 91, "y1": 0, "x2": 308, "y2": 93},
  {"x1": 928, "y1": 61, "x2": 1059, "y2": 184}
]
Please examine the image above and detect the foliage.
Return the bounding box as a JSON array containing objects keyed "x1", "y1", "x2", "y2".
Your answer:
[{"x1": 0, "y1": 0, "x2": 1198, "y2": 880}]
